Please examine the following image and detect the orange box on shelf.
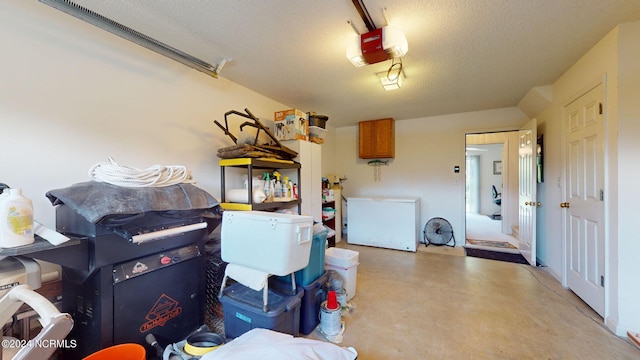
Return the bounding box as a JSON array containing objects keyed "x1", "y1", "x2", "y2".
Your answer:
[{"x1": 274, "y1": 109, "x2": 308, "y2": 141}]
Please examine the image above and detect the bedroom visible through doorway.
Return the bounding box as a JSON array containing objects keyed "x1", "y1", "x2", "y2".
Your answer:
[{"x1": 465, "y1": 139, "x2": 518, "y2": 251}]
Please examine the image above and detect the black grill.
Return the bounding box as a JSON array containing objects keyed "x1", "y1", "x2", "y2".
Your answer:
[{"x1": 34, "y1": 204, "x2": 219, "y2": 359}]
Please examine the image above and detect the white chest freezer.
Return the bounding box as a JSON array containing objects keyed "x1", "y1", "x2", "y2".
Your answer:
[{"x1": 346, "y1": 196, "x2": 420, "y2": 252}]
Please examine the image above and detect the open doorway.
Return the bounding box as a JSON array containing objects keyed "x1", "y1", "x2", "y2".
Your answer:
[
  {"x1": 465, "y1": 133, "x2": 519, "y2": 251},
  {"x1": 466, "y1": 143, "x2": 502, "y2": 218}
]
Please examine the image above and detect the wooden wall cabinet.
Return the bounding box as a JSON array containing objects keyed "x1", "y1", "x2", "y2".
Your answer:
[{"x1": 359, "y1": 118, "x2": 395, "y2": 159}]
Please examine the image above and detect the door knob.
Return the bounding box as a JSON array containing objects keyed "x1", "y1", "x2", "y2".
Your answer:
[
  {"x1": 560, "y1": 202, "x2": 570, "y2": 208},
  {"x1": 524, "y1": 201, "x2": 530, "y2": 206},
  {"x1": 536, "y1": 202, "x2": 542, "y2": 207}
]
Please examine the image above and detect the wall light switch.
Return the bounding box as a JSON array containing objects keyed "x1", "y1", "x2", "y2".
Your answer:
[{"x1": 454, "y1": 166, "x2": 460, "y2": 173}]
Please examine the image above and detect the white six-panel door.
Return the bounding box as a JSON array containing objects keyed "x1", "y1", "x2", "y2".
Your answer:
[
  {"x1": 564, "y1": 83, "x2": 605, "y2": 316},
  {"x1": 518, "y1": 118, "x2": 537, "y2": 266}
]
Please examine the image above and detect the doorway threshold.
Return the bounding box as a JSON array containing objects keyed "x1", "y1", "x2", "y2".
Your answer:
[
  {"x1": 464, "y1": 240, "x2": 519, "y2": 254},
  {"x1": 464, "y1": 244, "x2": 528, "y2": 264}
]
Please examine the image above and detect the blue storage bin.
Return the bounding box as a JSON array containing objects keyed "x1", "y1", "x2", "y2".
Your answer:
[
  {"x1": 219, "y1": 282, "x2": 303, "y2": 339},
  {"x1": 270, "y1": 271, "x2": 329, "y2": 335},
  {"x1": 299, "y1": 271, "x2": 329, "y2": 335},
  {"x1": 276, "y1": 229, "x2": 327, "y2": 286}
]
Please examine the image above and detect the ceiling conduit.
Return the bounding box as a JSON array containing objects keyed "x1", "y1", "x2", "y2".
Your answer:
[
  {"x1": 39, "y1": 0, "x2": 221, "y2": 78},
  {"x1": 351, "y1": 0, "x2": 377, "y2": 31}
]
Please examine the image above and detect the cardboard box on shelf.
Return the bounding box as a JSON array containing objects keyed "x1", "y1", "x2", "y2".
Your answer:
[{"x1": 274, "y1": 109, "x2": 308, "y2": 141}]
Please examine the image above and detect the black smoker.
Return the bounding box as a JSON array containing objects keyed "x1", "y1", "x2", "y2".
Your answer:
[{"x1": 35, "y1": 204, "x2": 220, "y2": 359}]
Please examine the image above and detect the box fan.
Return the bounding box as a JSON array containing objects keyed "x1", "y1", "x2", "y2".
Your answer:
[{"x1": 423, "y1": 217, "x2": 456, "y2": 247}]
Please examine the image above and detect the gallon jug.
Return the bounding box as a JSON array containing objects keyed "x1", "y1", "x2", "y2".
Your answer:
[{"x1": 0, "y1": 188, "x2": 35, "y2": 248}]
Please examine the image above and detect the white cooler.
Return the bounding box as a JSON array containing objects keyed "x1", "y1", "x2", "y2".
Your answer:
[{"x1": 221, "y1": 211, "x2": 314, "y2": 276}]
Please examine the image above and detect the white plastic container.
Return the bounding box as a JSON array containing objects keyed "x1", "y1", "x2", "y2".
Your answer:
[
  {"x1": 221, "y1": 210, "x2": 314, "y2": 276},
  {"x1": 308, "y1": 126, "x2": 327, "y2": 144},
  {"x1": 0, "y1": 188, "x2": 35, "y2": 248},
  {"x1": 324, "y1": 248, "x2": 359, "y2": 301}
]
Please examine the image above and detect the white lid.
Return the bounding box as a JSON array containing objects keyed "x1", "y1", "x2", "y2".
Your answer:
[
  {"x1": 347, "y1": 196, "x2": 419, "y2": 203},
  {"x1": 223, "y1": 210, "x2": 313, "y2": 224}
]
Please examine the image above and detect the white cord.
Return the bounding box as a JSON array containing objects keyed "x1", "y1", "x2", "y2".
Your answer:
[{"x1": 88, "y1": 157, "x2": 194, "y2": 187}]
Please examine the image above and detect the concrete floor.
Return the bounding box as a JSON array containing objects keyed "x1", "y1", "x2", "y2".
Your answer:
[{"x1": 311, "y1": 242, "x2": 640, "y2": 359}]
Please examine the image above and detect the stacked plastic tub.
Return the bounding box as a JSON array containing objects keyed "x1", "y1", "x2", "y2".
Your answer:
[
  {"x1": 218, "y1": 210, "x2": 314, "y2": 339},
  {"x1": 218, "y1": 282, "x2": 304, "y2": 338},
  {"x1": 272, "y1": 225, "x2": 329, "y2": 335}
]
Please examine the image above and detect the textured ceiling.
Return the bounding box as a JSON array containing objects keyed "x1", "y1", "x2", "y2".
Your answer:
[{"x1": 70, "y1": 0, "x2": 640, "y2": 127}]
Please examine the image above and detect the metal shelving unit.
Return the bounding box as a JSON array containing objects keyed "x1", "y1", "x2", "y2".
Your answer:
[{"x1": 219, "y1": 158, "x2": 301, "y2": 213}]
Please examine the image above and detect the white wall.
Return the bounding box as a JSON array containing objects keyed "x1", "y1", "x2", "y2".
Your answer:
[
  {"x1": 335, "y1": 108, "x2": 528, "y2": 245},
  {"x1": 614, "y1": 21, "x2": 640, "y2": 336},
  {"x1": 0, "y1": 1, "x2": 294, "y2": 229},
  {"x1": 321, "y1": 126, "x2": 338, "y2": 179},
  {"x1": 533, "y1": 21, "x2": 640, "y2": 336}
]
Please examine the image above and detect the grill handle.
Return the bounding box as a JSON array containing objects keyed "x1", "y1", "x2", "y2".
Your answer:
[{"x1": 113, "y1": 222, "x2": 207, "y2": 244}]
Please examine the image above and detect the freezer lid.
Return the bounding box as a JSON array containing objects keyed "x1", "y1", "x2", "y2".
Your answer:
[
  {"x1": 223, "y1": 210, "x2": 314, "y2": 224},
  {"x1": 347, "y1": 196, "x2": 420, "y2": 203}
]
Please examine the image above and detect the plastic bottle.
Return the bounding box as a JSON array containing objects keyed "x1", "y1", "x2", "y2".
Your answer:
[
  {"x1": 273, "y1": 171, "x2": 282, "y2": 199},
  {"x1": 263, "y1": 172, "x2": 271, "y2": 201},
  {"x1": 282, "y1": 176, "x2": 290, "y2": 198},
  {"x1": 269, "y1": 179, "x2": 275, "y2": 202},
  {"x1": 0, "y1": 188, "x2": 35, "y2": 248}
]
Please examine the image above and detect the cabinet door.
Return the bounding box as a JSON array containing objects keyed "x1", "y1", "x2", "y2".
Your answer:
[
  {"x1": 359, "y1": 121, "x2": 375, "y2": 158},
  {"x1": 373, "y1": 118, "x2": 394, "y2": 158},
  {"x1": 359, "y1": 118, "x2": 394, "y2": 158}
]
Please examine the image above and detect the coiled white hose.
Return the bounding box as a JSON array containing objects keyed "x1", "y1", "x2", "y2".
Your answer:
[{"x1": 88, "y1": 157, "x2": 194, "y2": 187}]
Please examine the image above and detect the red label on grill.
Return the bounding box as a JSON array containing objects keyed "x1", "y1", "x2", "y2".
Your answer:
[{"x1": 139, "y1": 294, "x2": 183, "y2": 333}]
